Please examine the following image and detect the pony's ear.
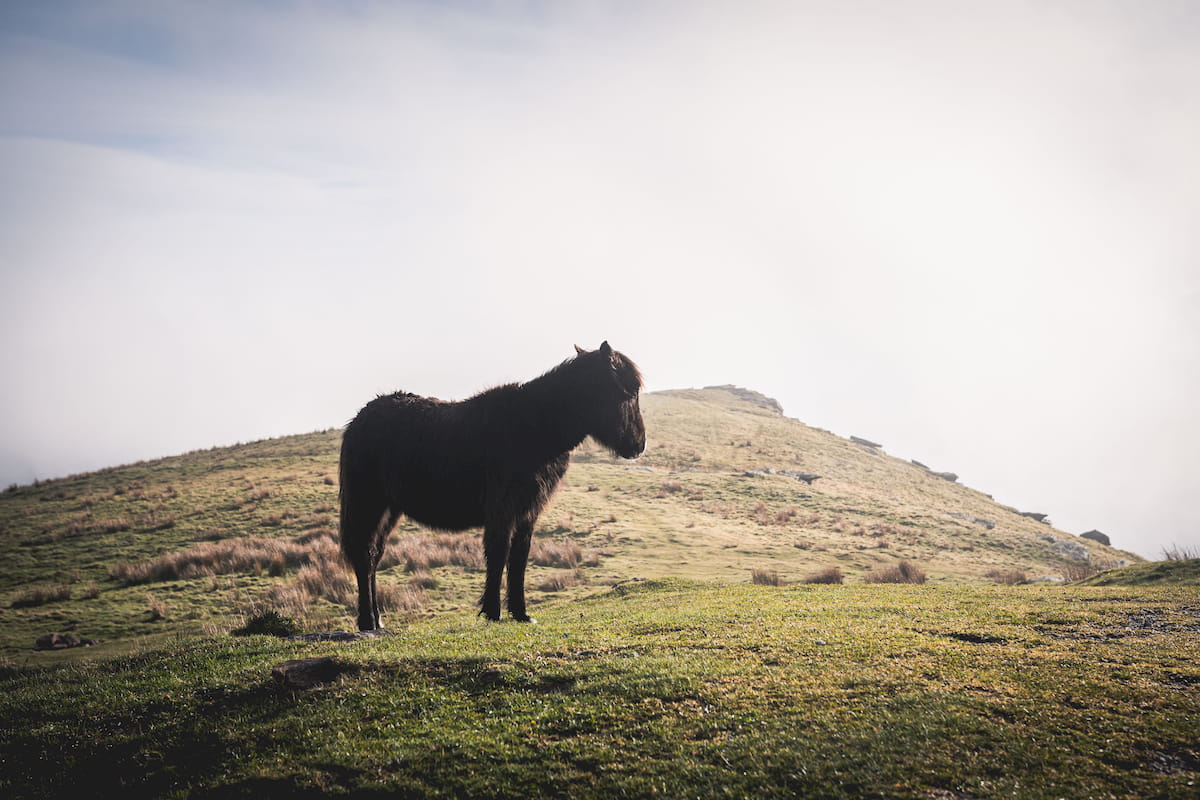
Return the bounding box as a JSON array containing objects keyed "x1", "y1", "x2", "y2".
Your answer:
[
  {"x1": 599, "y1": 341, "x2": 612, "y2": 356},
  {"x1": 574, "y1": 344, "x2": 586, "y2": 356}
]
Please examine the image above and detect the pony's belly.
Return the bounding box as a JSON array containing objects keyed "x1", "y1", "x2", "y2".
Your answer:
[
  {"x1": 405, "y1": 505, "x2": 485, "y2": 532},
  {"x1": 396, "y1": 480, "x2": 486, "y2": 532}
]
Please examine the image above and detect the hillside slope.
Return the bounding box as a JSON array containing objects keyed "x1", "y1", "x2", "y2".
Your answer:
[
  {"x1": 0, "y1": 386, "x2": 1139, "y2": 658},
  {"x1": 1077, "y1": 558, "x2": 1200, "y2": 587},
  {"x1": 568, "y1": 387, "x2": 1140, "y2": 588}
]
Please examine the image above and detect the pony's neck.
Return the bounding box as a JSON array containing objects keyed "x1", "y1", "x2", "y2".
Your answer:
[{"x1": 518, "y1": 361, "x2": 590, "y2": 458}]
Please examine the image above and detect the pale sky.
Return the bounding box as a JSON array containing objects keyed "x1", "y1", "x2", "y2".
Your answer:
[{"x1": 1, "y1": 1, "x2": 1197, "y2": 559}]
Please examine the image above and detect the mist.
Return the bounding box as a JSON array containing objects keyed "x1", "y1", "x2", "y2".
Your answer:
[{"x1": 2, "y1": 1, "x2": 1197, "y2": 558}]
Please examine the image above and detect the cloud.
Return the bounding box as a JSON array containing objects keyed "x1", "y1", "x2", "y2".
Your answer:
[{"x1": 1, "y1": 1, "x2": 1197, "y2": 556}]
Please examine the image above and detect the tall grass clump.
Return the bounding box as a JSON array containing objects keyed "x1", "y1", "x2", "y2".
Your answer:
[
  {"x1": 986, "y1": 569, "x2": 1027, "y2": 585},
  {"x1": 751, "y1": 568, "x2": 783, "y2": 586},
  {"x1": 377, "y1": 583, "x2": 428, "y2": 616},
  {"x1": 1162, "y1": 543, "x2": 1199, "y2": 561},
  {"x1": 864, "y1": 561, "x2": 926, "y2": 584},
  {"x1": 802, "y1": 567, "x2": 844, "y2": 585},
  {"x1": 387, "y1": 532, "x2": 485, "y2": 573},
  {"x1": 295, "y1": 559, "x2": 353, "y2": 603},
  {"x1": 538, "y1": 570, "x2": 584, "y2": 592},
  {"x1": 408, "y1": 570, "x2": 439, "y2": 590},
  {"x1": 9, "y1": 583, "x2": 73, "y2": 608},
  {"x1": 1060, "y1": 562, "x2": 1099, "y2": 582},
  {"x1": 111, "y1": 537, "x2": 313, "y2": 585},
  {"x1": 531, "y1": 538, "x2": 582, "y2": 569},
  {"x1": 146, "y1": 594, "x2": 169, "y2": 621}
]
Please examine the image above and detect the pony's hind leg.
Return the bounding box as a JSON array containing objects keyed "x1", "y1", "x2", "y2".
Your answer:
[
  {"x1": 365, "y1": 510, "x2": 401, "y2": 630},
  {"x1": 480, "y1": 520, "x2": 512, "y2": 622},
  {"x1": 342, "y1": 494, "x2": 394, "y2": 631}
]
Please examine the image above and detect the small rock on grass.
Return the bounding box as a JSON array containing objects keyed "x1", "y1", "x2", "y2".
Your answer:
[
  {"x1": 286, "y1": 629, "x2": 390, "y2": 642},
  {"x1": 271, "y1": 656, "x2": 346, "y2": 689},
  {"x1": 34, "y1": 633, "x2": 98, "y2": 651}
]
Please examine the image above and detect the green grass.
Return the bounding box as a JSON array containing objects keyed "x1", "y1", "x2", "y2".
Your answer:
[
  {"x1": 2, "y1": 581, "x2": 1198, "y2": 798},
  {"x1": 1077, "y1": 558, "x2": 1200, "y2": 586}
]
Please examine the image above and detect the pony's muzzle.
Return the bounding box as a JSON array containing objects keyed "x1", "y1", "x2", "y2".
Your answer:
[{"x1": 620, "y1": 437, "x2": 646, "y2": 459}]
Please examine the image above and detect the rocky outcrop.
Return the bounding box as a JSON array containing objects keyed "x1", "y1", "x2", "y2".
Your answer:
[
  {"x1": 34, "y1": 633, "x2": 98, "y2": 651},
  {"x1": 850, "y1": 436, "x2": 882, "y2": 450},
  {"x1": 949, "y1": 513, "x2": 996, "y2": 530},
  {"x1": 1052, "y1": 540, "x2": 1091, "y2": 562},
  {"x1": 743, "y1": 468, "x2": 821, "y2": 485},
  {"x1": 1042, "y1": 536, "x2": 1090, "y2": 562},
  {"x1": 703, "y1": 385, "x2": 784, "y2": 415},
  {"x1": 934, "y1": 472, "x2": 959, "y2": 483},
  {"x1": 1080, "y1": 530, "x2": 1111, "y2": 546}
]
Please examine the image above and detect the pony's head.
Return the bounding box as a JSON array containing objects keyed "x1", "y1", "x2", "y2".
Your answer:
[{"x1": 573, "y1": 341, "x2": 645, "y2": 459}]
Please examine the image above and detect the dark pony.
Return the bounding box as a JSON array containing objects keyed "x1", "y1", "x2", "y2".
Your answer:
[{"x1": 339, "y1": 342, "x2": 645, "y2": 631}]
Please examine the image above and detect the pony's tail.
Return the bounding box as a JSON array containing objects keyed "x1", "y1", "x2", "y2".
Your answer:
[
  {"x1": 337, "y1": 433, "x2": 356, "y2": 565},
  {"x1": 337, "y1": 424, "x2": 391, "y2": 568}
]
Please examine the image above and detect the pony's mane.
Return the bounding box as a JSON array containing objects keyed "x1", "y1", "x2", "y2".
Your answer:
[
  {"x1": 529, "y1": 347, "x2": 643, "y2": 396},
  {"x1": 611, "y1": 350, "x2": 643, "y2": 395}
]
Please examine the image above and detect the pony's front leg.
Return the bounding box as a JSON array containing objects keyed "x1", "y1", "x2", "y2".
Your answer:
[
  {"x1": 506, "y1": 520, "x2": 535, "y2": 623},
  {"x1": 480, "y1": 521, "x2": 511, "y2": 621}
]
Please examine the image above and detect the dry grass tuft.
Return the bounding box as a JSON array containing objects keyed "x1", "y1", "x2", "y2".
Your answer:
[
  {"x1": 388, "y1": 532, "x2": 485, "y2": 573},
  {"x1": 296, "y1": 527, "x2": 337, "y2": 545},
  {"x1": 111, "y1": 537, "x2": 315, "y2": 585},
  {"x1": 538, "y1": 570, "x2": 585, "y2": 592},
  {"x1": 986, "y1": 569, "x2": 1027, "y2": 586},
  {"x1": 295, "y1": 559, "x2": 353, "y2": 603},
  {"x1": 531, "y1": 538, "x2": 582, "y2": 569},
  {"x1": 864, "y1": 561, "x2": 927, "y2": 584},
  {"x1": 146, "y1": 593, "x2": 169, "y2": 621},
  {"x1": 802, "y1": 567, "x2": 844, "y2": 585},
  {"x1": 10, "y1": 583, "x2": 73, "y2": 608},
  {"x1": 1060, "y1": 562, "x2": 1099, "y2": 582},
  {"x1": 408, "y1": 570, "x2": 439, "y2": 590},
  {"x1": 377, "y1": 583, "x2": 428, "y2": 615},
  {"x1": 1162, "y1": 543, "x2": 1199, "y2": 561},
  {"x1": 751, "y1": 568, "x2": 783, "y2": 586},
  {"x1": 262, "y1": 583, "x2": 314, "y2": 621}
]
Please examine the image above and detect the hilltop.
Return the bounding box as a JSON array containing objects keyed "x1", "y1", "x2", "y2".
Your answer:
[{"x1": 0, "y1": 386, "x2": 1140, "y2": 658}]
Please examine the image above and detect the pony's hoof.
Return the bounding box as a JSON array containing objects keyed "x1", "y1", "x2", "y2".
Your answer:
[{"x1": 512, "y1": 614, "x2": 537, "y2": 624}]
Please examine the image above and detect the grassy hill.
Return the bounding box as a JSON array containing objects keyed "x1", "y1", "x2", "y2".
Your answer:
[
  {"x1": 2, "y1": 388, "x2": 1196, "y2": 797},
  {"x1": 584, "y1": 387, "x2": 1140, "y2": 586},
  {"x1": 0, "y1": 386, "x2": 1141, "y2": 660},
  {"x1": 1077, "y1": 558, "x2": 1200, "y2": 587}
]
